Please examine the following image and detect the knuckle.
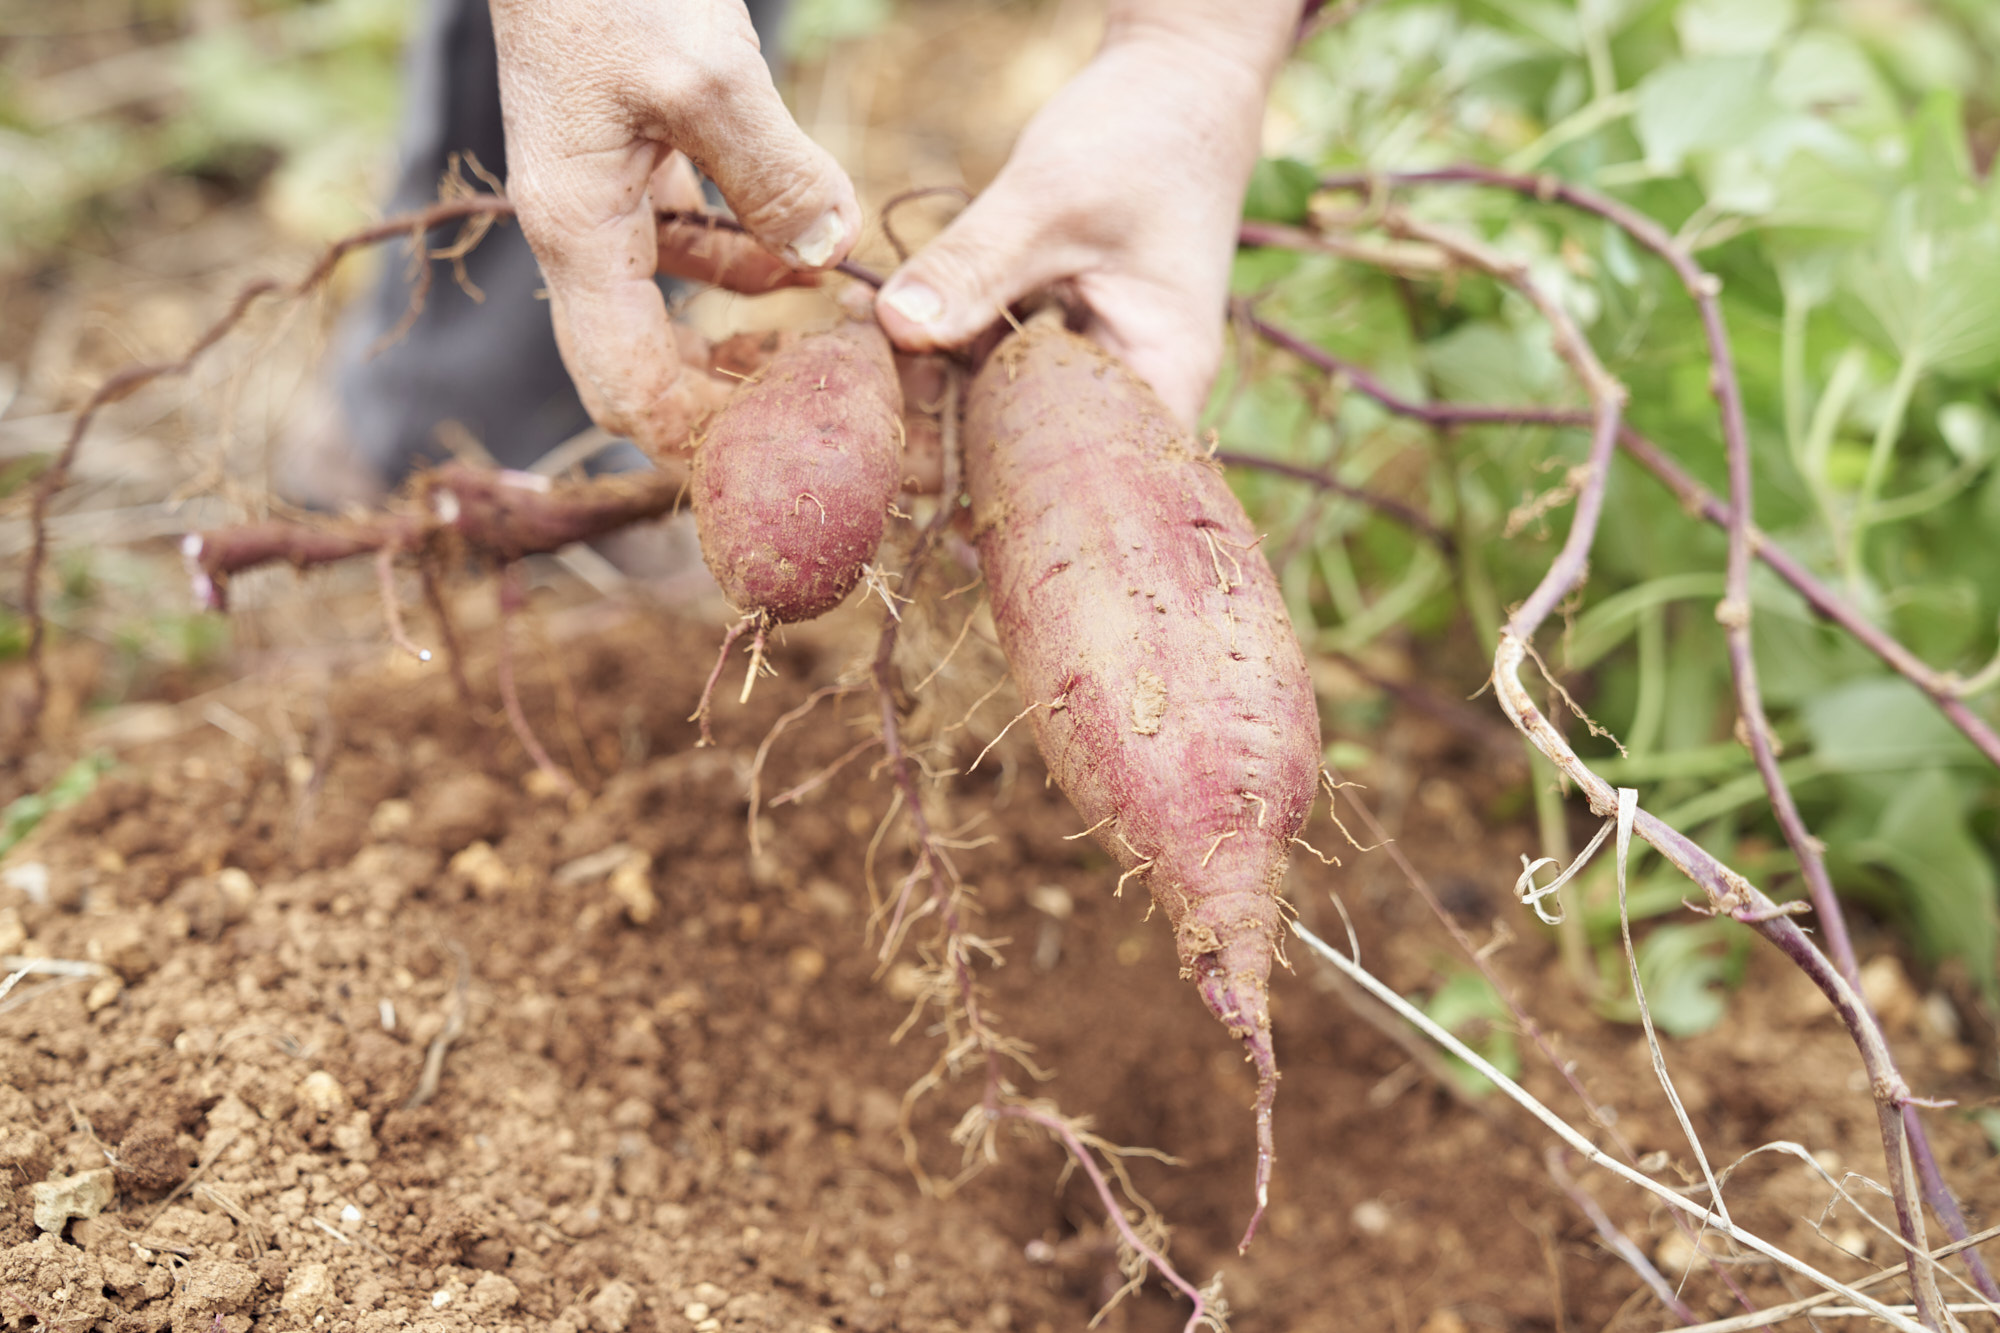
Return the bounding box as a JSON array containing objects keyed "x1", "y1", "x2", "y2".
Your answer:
[{"x1": 731, "y1": 165, "x2": 831, "y2": 240}]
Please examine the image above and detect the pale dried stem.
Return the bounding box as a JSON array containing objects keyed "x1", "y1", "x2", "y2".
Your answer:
[
  {"x1": 1545, "y1": 1147, "x2": 1697, "y2": 1325},
  {"x1": 1669, "y1": 1224, "x2": 2000, "y2": 1333},
  {"x1": 494, "y1": 563, "x2": 574, "y2": 796},
  {"x1": 1323, "y1": 777, "x2": 1761, "y2": 1315},
  {"x1": 1292, "y1": 920, "x2": 1927, "y2": 1332},
  {"x1": 1376, "y1": 208, "x2": 1946, "y2": 1327},
  {"x1": 22, "y1": 194, "x2": 513, "y2": 718}
]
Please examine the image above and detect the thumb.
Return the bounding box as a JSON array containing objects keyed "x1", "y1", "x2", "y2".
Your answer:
[
  {"x1": 666, "y1": 62, "x2": 861, "y2": 272},
  {"x1": 874, "y1": 188, "x2": 1080, "y2": 351}
]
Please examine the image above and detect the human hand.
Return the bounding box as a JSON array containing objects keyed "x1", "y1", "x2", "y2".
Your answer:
[
  {"x1": 873, "y1": 2, "x2": 1300, "y2": 427},
  {"x1": 491, "y1": 0, "x2": 862, "y2": 457}
]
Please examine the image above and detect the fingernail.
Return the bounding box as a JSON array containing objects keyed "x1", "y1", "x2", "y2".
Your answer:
[
  {"x1": 784, "y1": 210, "x2": 846, "y2": 268},
  {"x1": 882, "y1": 281, "x2": 944, "y2": 325}
]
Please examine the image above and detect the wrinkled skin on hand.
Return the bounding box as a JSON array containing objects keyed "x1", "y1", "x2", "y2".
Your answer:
[
  {"x1": 874, "y1": 1, "x2": 1302, "y2": 426},
  {"x1": 490, "y1": 0, "x2": 863, "y2": 458}
]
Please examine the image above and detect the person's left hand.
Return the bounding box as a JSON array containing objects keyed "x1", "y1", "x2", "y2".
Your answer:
[{"x1": 871, "y1": 5, "x2": 1298, "y2": 427}]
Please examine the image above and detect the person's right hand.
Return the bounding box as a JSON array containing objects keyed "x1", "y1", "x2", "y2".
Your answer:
[{"x1": 491, "y1": 0, "x2": 862, "y2": 458}]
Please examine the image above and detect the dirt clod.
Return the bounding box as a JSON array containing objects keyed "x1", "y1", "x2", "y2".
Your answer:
[
  {"x1": 169, "y1": 1258, "x2": 260, "y2": 1333},
  {"x1": 112, "y1": 1119, "x2": 192, "y2": 1193},
  {"x1": 28, "y1": 1168, "x2": 114, "y2": 1233}
]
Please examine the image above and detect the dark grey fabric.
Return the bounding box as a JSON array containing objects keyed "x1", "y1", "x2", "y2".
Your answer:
[{"x1": 335, "y1": 0, "x2": 789, "y2": 482}]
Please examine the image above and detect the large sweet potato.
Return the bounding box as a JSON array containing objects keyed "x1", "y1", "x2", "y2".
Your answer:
[{"x1": 965, "y1": 319, "x2": 1322, "y2": 1247}]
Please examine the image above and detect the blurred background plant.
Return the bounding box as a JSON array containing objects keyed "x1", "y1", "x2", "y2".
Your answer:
[
  {"x1": 1218, "y1": 0, "x2": 2000, "y2": 1027},
  {"x1": 0, "y1": 0, "x2": 408, "y2": 261}
]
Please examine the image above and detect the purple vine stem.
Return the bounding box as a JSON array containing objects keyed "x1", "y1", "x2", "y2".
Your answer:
[
  {"x1": 1323, "y1": 165, "x2": 1998, "y2": 1310},
  {"x1": 1310, "y1": 168, "x2": 2000, "y2": 775},
  {"x1": 1248, "y1": 200, "x2": 1957, "y2": 1326}
]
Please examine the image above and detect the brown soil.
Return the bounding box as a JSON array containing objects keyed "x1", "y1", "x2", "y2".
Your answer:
[{"x1": 2, "y1": 604, "x2": 1995, "y2": 1333}]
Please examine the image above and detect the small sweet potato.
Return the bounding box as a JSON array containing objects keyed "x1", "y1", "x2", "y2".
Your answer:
[
  {"x1": 692, "y1": 318, "x2": 904, "y2": 624},
  {"x1": 965, "y1": 319, "x2": 1322, "y2": 1248}
]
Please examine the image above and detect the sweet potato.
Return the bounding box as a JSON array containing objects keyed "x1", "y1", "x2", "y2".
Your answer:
[
  {"x1": 965, "y1": 319, "x2": 1321, "y2": 1248},
  {"x1": 692, "y1": 318, "x2": 904, "y2": 624}
]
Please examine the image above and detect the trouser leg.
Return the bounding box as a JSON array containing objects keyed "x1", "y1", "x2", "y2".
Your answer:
[{"x1": 330, "y1": 0, "x2": 793, "y2": 488}]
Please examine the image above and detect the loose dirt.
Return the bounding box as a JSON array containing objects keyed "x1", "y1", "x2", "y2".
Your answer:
[{"x1": 2, "y1": 603, "x2": 1994, "y2": 1332}]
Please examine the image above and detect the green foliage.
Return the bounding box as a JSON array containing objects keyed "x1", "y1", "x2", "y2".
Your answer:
[
  {"x1": 783, "y1": 0, "x2": 892, "y2": 62},
  {"x1": 1, "y1": 0, "x2": 410, "y2": 262},
  {"x1": 1597, "y1": 921, "x2": 1751, "y2": 1037},
  {"x1": 1222, "y1": 0, "x2": 2000, "y2": 1001},
  {"x1": 1422, "y1": 968, "x2": 1521, "y2": 1095},
  {"x1": 1243, "y1": 157, "x2": 1321, "y2": 225},
  {"x1": 0, "y1": 752, "x2": 113, "y2": 860}
]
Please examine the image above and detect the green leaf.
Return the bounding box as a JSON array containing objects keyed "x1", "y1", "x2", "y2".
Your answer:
[
  {"x1": 1858, "y1": 769, "x2": 1998, "y2": 998},
  {"x1": 1633, "y1": 56, "x2": 1780, "y2": 174},
  {"x1": 1842, "y1": 191, "x2": 2000, "y2": 377},
  {"x1": 1674, "y1": 0, "x2": 1797, "y2": 57},
  {"x1": 1242, "y1": 157, "x2": 1320, "y2": 225},
  {"x1": 1599, "y1": 922, "x2": 1749, "y2": 1037},
  {"x1": 1770, "y1": 31, "x2": 1898, "y2": 132},
  {"x1": 1801, "y1": 675, "x2": 1979, "y2": 769},
  {"x1": 1423, "y1": 969, "x2": 1520, "y2": 1096},
  {"x1": 1424, "y1": 319, "x2": 1561, "y2": 406},
  {"x1": 781, "y1": 0, "x2": 890, "y2": 61},
  {"x1": 0, "y1": 751, "x2": 113, "y2": 859}
]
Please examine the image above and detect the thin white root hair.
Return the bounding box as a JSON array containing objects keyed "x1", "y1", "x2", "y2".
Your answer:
[
  {"x1": 967, "y1": 697, "x2": 1058, "y2": 773},
  {"x1": 911, "y1": 611, "x2": 979, "y2": 697},
  {"x1": 1319, "y1": 769, "x2": 1389, "y2": 851},
  {"x1": 860, "y1": 562, "x2": 905, "y2": 621},
  {"x1": 737, "y1": 625, "x2": 772, "y2": 705},
  {"x1": 1291, "y1": 836, "x2": 1341, "y2": 867},
  {"x1": 937, "y1": 674, "x2": 1011, "y2": 740},
  {"x1": 376, "y1": 548, "x2": 432, "y2": 663},
  {"x1": 1200, "y1": 829, "x2": 1239, "y2": 869},
  {"x1": 1064, "y1": 814, "x2": 1118, "y2": 842},
  {"x1": 1113, "y1": 859, "x2": 1155, "y2": 899},
  {"x1": 1199, "y1": 527, "x2": 1241, "y2": 593}
]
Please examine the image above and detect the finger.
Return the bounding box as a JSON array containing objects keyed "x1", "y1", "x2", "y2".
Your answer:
[
  {"x1": 654, "y1": 217, "x2": 816, "y2": 292},
  {"x1": 1076, "y1": 274, "x2": 1223, "y2": 429},
  {"x1": 647, "y1": 151, "x2": 808, "y2": 293},
  {"x1": 661, "y1": 55, "x2": 862, "y2": 272},
  {"x1": 873, "y1": 184, "x2": 1085, "y2": 352},
  {"x1": 507, "y1": 141, "x2": 696, "y2": 460}
]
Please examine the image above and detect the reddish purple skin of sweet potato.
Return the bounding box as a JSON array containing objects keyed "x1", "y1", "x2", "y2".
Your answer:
[
  {"x1": 693, "y1": 319, "x2": 903, "y2": 624},
  {"x1": 966, "y1": 321, "x2": 1322, "y2": 1248}
]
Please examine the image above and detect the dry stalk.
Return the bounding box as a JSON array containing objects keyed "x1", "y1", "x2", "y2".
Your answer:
[
  {"x1": 1291, "y1": 919, "x2": 1927, "y2": 1332},
  {"x1": 21, "y1": 194, "x2": 513, "y2": 716},
  {"x1": 1367, "y1": 203, "x2": 1950, "y2": 1327}
]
